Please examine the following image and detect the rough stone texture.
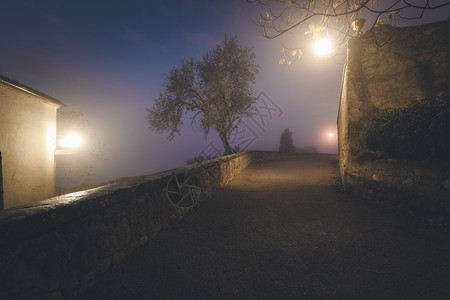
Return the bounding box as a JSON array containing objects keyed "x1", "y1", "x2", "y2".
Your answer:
[
  {"x1": 344, "y1": 159, "x2": 450, "y2": 214},
  {"x1": 338, "y1": 19, "x2": 450, "y2": 212},
  {"x1": 81, "y1": 156, "x2": 450, "y2": 299},
  {"x1": 0, "y1": 151, "x2": 316, "y2": 299}
]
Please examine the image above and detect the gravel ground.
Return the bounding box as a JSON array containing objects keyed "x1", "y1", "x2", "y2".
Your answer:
[{"x1": 80, "y1": 156, "x2": 450, "y2": 299}]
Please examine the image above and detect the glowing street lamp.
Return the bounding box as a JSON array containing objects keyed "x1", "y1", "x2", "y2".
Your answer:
[
  {"x1": 55, "y1": 133, "x2": 82, "y2": 155},
  {"x1": 314, "y1": 38, "x2": 332, "y2": 57},
  {"x1": 58, "y1": 133, "x2": 82, "y2": 148}
]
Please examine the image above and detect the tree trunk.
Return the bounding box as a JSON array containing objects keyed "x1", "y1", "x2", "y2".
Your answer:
[{"x1": 219, "y1": 132, "x2": 233, "y2": 155}]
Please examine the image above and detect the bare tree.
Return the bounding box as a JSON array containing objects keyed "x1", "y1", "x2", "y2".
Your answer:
[
  {"x1": 244, "y1": 0, "x2": 449, "y2": 64},
  {"x1": 147, "y1": 35, "x2": 259, "y2": 155}
]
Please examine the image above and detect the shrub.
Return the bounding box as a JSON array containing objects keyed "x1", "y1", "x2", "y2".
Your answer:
[
  {"x1": 279, "y1": 128, "x2": 295, "y2": 152},
  {"x1": 365, "y1": 94, "x2": 450, "y2": 160}
]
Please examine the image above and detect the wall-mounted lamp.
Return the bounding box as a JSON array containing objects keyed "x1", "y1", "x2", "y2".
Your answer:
[{"x1": 55, "y1": 133, "x2": 82, "y2": 155}]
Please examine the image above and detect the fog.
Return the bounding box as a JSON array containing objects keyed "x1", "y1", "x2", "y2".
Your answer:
[{"x1": 1, "y1": 0, "x2": 447, "y2": 187}]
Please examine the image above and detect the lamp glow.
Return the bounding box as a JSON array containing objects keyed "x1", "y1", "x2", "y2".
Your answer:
[
  {"x1": 58, "y1": 133, "x2": 82, "y2": 148},
  {"x1": 314, "y1": 39, "x2": 332, "y2": 57}
]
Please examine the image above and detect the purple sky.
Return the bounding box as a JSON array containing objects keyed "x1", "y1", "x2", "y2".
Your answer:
[{"x1": 1, "y1": 0, "x2": 448, "y2": 186}]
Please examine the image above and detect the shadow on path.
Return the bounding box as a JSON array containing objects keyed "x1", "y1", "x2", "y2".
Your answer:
[{"x1": 82, "y1": 155, "x2": 450, "y2": 299}]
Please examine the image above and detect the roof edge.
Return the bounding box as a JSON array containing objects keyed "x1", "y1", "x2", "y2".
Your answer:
[{"x1": 0, "y1": 75, "x2": 66, "y2": 108}]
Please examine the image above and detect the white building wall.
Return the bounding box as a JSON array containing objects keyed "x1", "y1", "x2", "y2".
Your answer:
[{"x1": 0, "y1": 84, "x2": 58, "y2": 208}]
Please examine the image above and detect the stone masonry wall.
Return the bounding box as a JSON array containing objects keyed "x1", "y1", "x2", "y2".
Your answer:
[
  {"x1": 338, "y1": 19, "x2": 450, "y2": 212},
  {"x1": 0, "y1": 152, "x2": 251, "y2": 299},
  {"x1": 0, "y1": 151, "x2": 321, "y2": 299},
  {"x1": 344, "y1": 159, "x2": 450, "y2": 214}
]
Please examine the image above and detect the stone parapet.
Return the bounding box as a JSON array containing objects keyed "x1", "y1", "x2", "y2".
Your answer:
[
  {"x1": 0, "y1": 152, "x2": 254, "y2": 299},
  {"x1": 0, "y1": 151, "x2": 321, "y2": 299}
]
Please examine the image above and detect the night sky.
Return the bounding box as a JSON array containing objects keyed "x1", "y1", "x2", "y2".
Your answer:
[{"x1": 1, "y1": 0, "x2": 448, "y2": 186}]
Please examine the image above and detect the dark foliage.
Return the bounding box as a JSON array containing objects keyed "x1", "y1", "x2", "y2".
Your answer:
[
  {"x1": 279, "y1": 128, "x2": 295, "y2": 152},
  {"x1": 365, "y1": 95, "x2": 450, "y2": 160}
]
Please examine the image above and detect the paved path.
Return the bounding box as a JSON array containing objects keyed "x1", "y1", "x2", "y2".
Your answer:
[{"x1": 82, "y1": 156, "x2": 450, "y2": 299}]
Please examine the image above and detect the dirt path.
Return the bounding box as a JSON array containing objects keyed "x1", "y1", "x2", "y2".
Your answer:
[{"x1": 81, "y1": 156, "x2": 450, "y2": 299}]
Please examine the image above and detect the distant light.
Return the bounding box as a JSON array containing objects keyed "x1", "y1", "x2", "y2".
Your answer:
[
  {"x1": 314, "y1": 39, "x2": 332, "y2": 57},
  {"x1": 329, "y1": 133, "x2": 334, "y2": 137},
  {"x1": 58, "y1": 133, "x2": 82, "y2": 148}
]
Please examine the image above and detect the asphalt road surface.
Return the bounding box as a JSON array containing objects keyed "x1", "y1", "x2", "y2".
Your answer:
[{"x1": 81, "y1": 155, "x2": 450, "y2": 299}]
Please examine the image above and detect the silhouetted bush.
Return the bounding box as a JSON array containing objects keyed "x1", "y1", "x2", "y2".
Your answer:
[
  {"x1": 365, "y1": 94, "x2": 450, "y2": 160},
  {"x1": 279, "y1": 128, "x2": 295, "y2": 152}
]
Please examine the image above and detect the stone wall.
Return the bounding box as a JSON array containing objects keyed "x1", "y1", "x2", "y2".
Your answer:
[
  {"x1": 344, "y1": 159, "x2": 450, "y2": 214},
  {"x1": 338, "y1": 19, "x2": 450, "y2": 211},
  {"x1": 0, "y1": 151, "x2": 319, "y2": 299}
]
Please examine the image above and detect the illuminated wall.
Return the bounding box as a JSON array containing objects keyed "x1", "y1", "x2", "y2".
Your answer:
[
  {"x1": 337, "y1": 19, "x2": 450, "y2": 212},
  {"x1": 338, "y1": 18, "x2": 449, "y2": 185},
  {"x1": 0, "y1": 79, "x2": 63, "y2": 208}
]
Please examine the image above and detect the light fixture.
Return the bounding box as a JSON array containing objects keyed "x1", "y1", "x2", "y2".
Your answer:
[
  {"x1": 314, "y1": 38, "x2": 332, "y2": 57},
  {"x1": 58, "y1": 133, "x2": 82, "y2": 148}
]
